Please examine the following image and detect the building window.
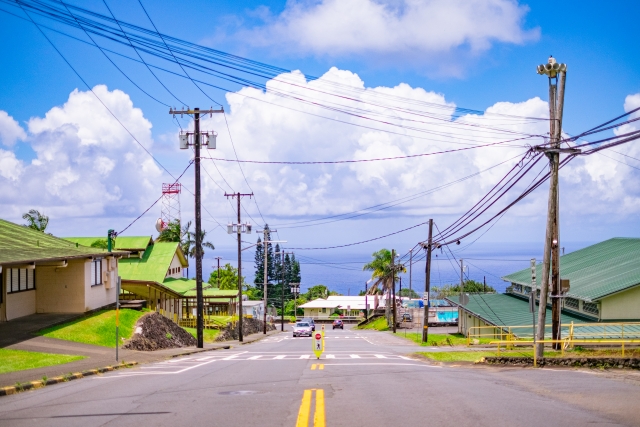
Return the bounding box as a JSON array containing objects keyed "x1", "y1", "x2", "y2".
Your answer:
[
  {"x1": 565, "y1": 297, "x2": 579, "y2": 310},
  {"x1": 583, "y1": 302, "x2": 599, "y2": 315},
  {"x1": 524, "y1": 286, "x2": 531, "y2": 295},
  {"x1": 513, "y1": 284, "x2": 523, "y2": 293},
  {"x1": 91, "y1": 259, "x2": 103, "y2": 286},
  {"x1": 7, "y1": 268, "x2": 35, "y2": 293}
]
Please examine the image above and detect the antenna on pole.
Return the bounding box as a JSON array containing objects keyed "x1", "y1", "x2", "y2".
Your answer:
[{"x1": 161, "y1": 183, "x2": 182, "y2": 226}]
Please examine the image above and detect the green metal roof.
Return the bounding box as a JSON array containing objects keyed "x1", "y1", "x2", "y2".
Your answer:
[
  {"x1": 65, "y1": 236, "x2": 152, "y2": 251},
  {"x1": 502, "y1": 238, "x2": 640, "y2": 302},
  {"x1": 163, "y1": 278, "x2": 238, "y2": 299},
  {"x1": 456, "y1": 293, "x2": 592, "y2": 338},
  {"x1": 118, "y1": 242, "x2": 183, "y2": 284},
  {"x1": 0, "y1": 218, "x2": 122, "y2": 264}
]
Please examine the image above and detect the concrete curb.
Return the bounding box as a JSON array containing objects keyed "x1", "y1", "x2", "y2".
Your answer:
[{"x1": 0, "y1": 362, "x2": 138, "y2": 397}]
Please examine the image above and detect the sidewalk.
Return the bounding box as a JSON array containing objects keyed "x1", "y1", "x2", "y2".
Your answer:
[{"x1": 1, "y1": 329, "x2": 282, "y2": 388}]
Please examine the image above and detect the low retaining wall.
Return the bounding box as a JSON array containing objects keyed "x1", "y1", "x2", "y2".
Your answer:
[{"x1": 484, "y1": 357, "x2": 640, "y2": 369}]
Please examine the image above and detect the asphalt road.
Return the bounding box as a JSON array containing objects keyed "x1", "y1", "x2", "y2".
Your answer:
[{"x1": 1, "y1": 327, "x2": 640, "y2": 426}]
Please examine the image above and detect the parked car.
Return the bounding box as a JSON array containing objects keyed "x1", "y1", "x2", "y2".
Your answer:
[
  {"x1": 301, "y1": 318, "x2": 316, "y2": 331},
  {"x1": 332, "y1": 319, "x2": 344, "y2": 329},
  {"x1": 293, "y1": 322, "x2": 313, "y2": 337},
  {"x1": 401, "y1": 313, "x2": 413, "y2": 322}
]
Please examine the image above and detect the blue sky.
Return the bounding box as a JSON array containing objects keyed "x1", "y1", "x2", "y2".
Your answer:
[{"x1": 1, "y1": 0, "x2": 639, "y2": 286}]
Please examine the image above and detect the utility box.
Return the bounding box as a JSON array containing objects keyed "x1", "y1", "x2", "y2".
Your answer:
[
  {"x1": 206, "y1": 132, "x2": 217, "y2": 149},
  {"x1": 179, "y1": 133, "x2": 189, "y2": 149}
]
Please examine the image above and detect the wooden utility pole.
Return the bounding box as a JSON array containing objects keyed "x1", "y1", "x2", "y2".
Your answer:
[
  {"x1": 224, "y1": 192, "x2": 253, "y2": 342},
  {"x1": 409, "y1": 249, "x2": 413, "y2": 294},
  {"x1": 171, "y1": 107, "x2": 223, "y2": 348},
  {"x1": 258, "y1": 227, "x2": 280, "y2": 334},
  {"x1": 391, "y1": 249, "x2": 397, "y2": 333},
  {"x1": 214, "y1": 257, "x2": 222, "y2": 288},
  {"x1": 460, "y1": 259, "x2": 464, "y2": 297},
  {"x1": 422, "y1": 219, "x2": 433, "y2": 343},
  {"x1": 534, "y1": 57, "x2": 568, "y2": 354}
]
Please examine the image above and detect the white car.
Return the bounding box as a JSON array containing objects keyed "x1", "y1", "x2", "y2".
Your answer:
[{"x1": 292, "y1": 322, "x2": 313, "y2": 337}]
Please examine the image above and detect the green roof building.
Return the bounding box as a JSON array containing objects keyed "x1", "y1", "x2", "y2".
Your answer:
[
  {"x1": 455, "y1": 238, "x2": 640, "y2": 339},
  {"x1": 63, "y1": 236, "x2": 238, "y2": 320},
  {"x1": 502, "y1": 238, "x2": 640, "y2": 322},
  {"x1": 1, "y1": 218, "x2": 128, "y2": 322}
]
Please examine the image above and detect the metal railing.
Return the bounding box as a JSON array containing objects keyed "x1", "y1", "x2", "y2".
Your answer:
[
  {"x1": 489, "y1": 338, "x2": 640, "y2": 367},
  {"x1": 467, "y1": 321, "x2": 640, "y2": 346}
]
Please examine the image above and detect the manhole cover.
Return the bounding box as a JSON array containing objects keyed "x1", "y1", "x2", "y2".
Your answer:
[{"x1": 218, "y1": 391, "x2": 258, "y2": 396}]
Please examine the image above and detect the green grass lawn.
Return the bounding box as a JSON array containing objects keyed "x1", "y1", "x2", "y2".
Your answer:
[
  {"x1": 37, "y1": 309, "x2": 148, "y2": 348},
  {"x1": 184, "y1": 327, "x2": 220, "y2": 343},
  {"x1": 0, "y1": 349, "x2": 85, "y2": 374},
  {"x1": 397, "y1": 331, "x2": 493, "y2": 346}
]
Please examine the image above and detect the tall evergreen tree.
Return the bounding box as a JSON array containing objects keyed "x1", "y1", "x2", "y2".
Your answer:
[
  {"x1": 274, "y1": 244, "x2": 283, "y2": 283},
  {"x1": 254, "y1": 236, "x2": 264, "y2": 285},
  {"x1": 290, "y1": 254, "x2": 302, "y2": 283},
  {"x1": 264, "y1": 224, "x2": 275, "y2": 283}
]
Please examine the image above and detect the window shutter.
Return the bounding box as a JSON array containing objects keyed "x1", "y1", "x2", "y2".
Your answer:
[
  {"x1": 11, "y1": 269, "x2": 19, "y2": 292},
  {"x1": 19, "y1": 268, "x2": 27, "y2": 291}
]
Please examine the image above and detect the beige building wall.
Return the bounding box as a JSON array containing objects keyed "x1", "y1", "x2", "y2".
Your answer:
[
  {"x1": 6, "y1": 290, "x2": 36, "y2": 320},
  {"x1": 166, "y1": 254, "x2": 184, "y2": 279},
  {"x1": 36, "y1": 260, "x2": 86, "y2": 314},
  {"x1": 600, "y1": 285, "x2": 640, "y2": 320},
  {"x1": 85, "y1": 258, "x2": 117, "y2": 311}
]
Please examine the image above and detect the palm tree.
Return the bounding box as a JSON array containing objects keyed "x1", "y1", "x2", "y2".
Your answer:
[
  {"x1": 363, "y1": 249, "x2": 406, "y2": 325},
  {"x1": 158, "y1": 220, "x2": 214, "y2": 278},
  {"x1": 22, "y1": 209, "x2": 49, "y2": 232}
]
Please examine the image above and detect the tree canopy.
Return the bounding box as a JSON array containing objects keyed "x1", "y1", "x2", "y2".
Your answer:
[
  {"x1": 23, "y1": 209, "x2": 49, "y2": 232},
  {"x1": 362, "y1": 249, "x2": 406, "y2": 295},
  {"x1": 208, "y1": 263, "x2": 246, "y2": 290}
]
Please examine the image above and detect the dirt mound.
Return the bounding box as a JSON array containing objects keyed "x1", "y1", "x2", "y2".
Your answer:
[
  {"x1": 215, "y1": 317, "x2": 276, "y2": 342},
  {"x1": 123, "y1": 312, "x2": 197, "y2": 351}
]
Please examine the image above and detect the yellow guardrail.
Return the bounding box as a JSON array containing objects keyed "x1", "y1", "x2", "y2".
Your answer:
[
  {"x1": 467, "y1": 321, "x2": 640, "y2": 346},
  {"x1": 488, "y1": 338, "x2": 640, "y2": 367}
]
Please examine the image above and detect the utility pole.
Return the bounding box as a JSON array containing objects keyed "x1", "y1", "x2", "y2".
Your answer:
[
  {"x1": 276, "y1": 249, "x2": 293, "y2": 332},
  {"x1": 213, "y1": 257, "x2": 222, "y2": 288},
  {"x1": 534, "y1": 57, "x2": 570, "y2": 354},
  {"x1": 225, "y1": 192, "x2": 253, "y2": 342},
  {"x1": 409, "y1": 249, "x2": 413, "y2": 294},
  {"x1": 391, "y1": 249, "x2": 397, "y2": 334},
  {"x1": 256, "y1": 227, "x2": 284, "y2": 334},
  {"x1": 422, "y1": 219, "x2": 433, "y2": 343},
  {"x1": 172, "y1": 106, "x2": 222, "y2": 348},
  {"x1": 460, "y1": 259, "x2": 464, "y2": 298}
]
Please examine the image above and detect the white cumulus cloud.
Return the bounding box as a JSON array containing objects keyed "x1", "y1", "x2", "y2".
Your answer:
[
  {"x1": 238, "y1": 0, "x2": 539, "y2": 72},
  {"x1": 0, "y1": 85, "x2": 163, "y2": 227},
  {"x1": 0, "y1": 111, "x2": 26, "y2": 147}
]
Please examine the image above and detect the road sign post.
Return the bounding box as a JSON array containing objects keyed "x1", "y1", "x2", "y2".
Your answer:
[{"x1": 313, "y1": 332, "x2": 324, "y2": 359}]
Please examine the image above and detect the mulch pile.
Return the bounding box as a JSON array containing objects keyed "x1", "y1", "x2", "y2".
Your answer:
[
  {"x1": 123, "y1": 312, "x2": 197, "y2": 351},
  {"x1": 215, "y1": 317, "x2": 276, "y2": 342}
]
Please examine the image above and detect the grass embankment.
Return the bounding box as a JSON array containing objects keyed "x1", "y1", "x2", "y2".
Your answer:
[
  {"x1": 37, "y1": 309, "x2": 148, "y2": 348},
  {"x1": 355, "y1": 317, "x2": 389, "y2": 331},
  {"x1": 184, "y1": 328, "x2": 220, "y2": 343},
  {"x1": 0, "y1": 349, "x2": 85, "y2": 374}
]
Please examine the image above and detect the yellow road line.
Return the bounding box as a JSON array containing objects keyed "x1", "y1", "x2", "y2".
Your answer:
[
  {"x1": 319, "y1": 364, "x2": 324, "y2": 370},
  {"x1": 296, "y1": 389, "x2": 313, "y2": 427},
  {"x1": 296, "y1": 389, "x2": 326, "y2": 427},
  {"x1": 314, "y1": 389, "x2": 326, "y2": 427},
  {"x1": 311, "y1": 364, "x2": 317, "y2": 370}
]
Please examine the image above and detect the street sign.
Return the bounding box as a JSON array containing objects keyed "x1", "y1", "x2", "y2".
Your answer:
[
  {"x1": 422, "y1": 292, "x2": 429, "y2": 300},
  {"x1": 313, "y1": 332, "x2": 324, "y2": 359}
]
